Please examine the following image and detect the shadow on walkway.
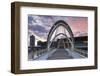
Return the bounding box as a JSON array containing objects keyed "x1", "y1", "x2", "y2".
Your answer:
[{"x1": 47, "y1": 49, "x2": 73, "y2": 60}]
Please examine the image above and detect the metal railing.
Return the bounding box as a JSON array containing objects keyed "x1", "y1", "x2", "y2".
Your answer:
[
  {"x1": 74, "y1": 48, "x2": 88, "y2": 57},
  {"x1": 31, "y1": 48, "x2": 54, "y2": 60},
  {"x1": 31, "y1": 48, "x2": 47, "y2": 59}
]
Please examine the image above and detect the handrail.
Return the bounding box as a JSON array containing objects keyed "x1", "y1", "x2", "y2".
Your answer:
[
  {"x1": 32, "y1": 48, "x2": 54, "y2": 59},
  {"x1": 74, "y1": 48, "x2": 88, "y2": 57}
]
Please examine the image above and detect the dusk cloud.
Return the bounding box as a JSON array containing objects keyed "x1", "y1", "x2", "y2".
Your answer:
[{"x1": 28, "y1": 15, "x2": 88, "y2": 42}]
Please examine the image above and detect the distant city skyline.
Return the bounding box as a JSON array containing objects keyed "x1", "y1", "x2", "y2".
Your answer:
[{"x1": 28, "y1": 15, "x2": 88, "y2": 46}]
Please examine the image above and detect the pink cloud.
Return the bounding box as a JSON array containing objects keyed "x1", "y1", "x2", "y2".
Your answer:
[{"x1": 66, "y1": 17, "x2": 88, "y2": 37}]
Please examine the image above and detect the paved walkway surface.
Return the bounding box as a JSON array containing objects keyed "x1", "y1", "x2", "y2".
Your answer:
[{"x1": 47, "y1": 49, "x2": 73, "y2": 60}]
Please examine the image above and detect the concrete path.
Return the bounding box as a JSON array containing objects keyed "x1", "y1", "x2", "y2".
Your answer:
[{"x1": 47, "y1": 49, "x2": 73, "y2": 60}]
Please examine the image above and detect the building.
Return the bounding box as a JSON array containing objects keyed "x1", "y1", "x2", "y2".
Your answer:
[
  {"x1": 37, "y1": 40, "x2": 47, "y2": 48},
  {"x1": 74, "y1": 36, "x2": 88, "y2": 45},
  {"x1": 30, "y1": 35, "x2": 35, "y2": 47}
]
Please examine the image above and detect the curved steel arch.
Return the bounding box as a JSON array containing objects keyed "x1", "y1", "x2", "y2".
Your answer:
[
  {"x1": 47, "y1": 20, "x2": 74, "y2": 51},
  {"x1": 47, "y1": 20, "x2": 74, "y2": 42}
]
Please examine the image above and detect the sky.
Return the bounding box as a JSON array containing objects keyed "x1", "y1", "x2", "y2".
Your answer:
[{"x1": 28, "y1": 15, "x2": 88, "y2": 46}]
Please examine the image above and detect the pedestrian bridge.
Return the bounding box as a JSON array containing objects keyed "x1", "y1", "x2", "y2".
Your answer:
[{"x1": 28, "y1": 20, "x2": 87, "y2": 60}]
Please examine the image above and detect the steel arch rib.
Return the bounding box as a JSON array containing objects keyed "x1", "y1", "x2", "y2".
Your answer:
[
  {"x1": 47, "y1": 20, "x2": 74, "y2": 51},
  {"x1": 47, "y1": 20, "x2": 74, "y2": 42}
]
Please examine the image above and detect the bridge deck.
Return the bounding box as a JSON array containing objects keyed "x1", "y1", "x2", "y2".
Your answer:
[
  {"x1": 28, "y1": 48, "x2": 86, "y2": 60},
  {"x1": 47, "y1": 49, "x2": 73, "y2": 60}
]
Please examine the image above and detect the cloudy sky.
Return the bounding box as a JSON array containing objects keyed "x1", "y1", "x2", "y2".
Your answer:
[{"x1": 28, "y1": 15, "x2": 88, "y2": 46}]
